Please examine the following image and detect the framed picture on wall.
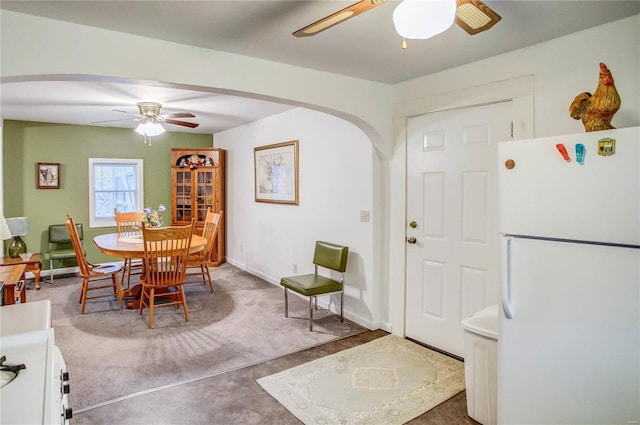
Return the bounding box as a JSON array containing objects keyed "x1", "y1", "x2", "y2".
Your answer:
[
  {"x1": 36, "y1": 162, "x2": 60, "y2": 189},
  {"x1": 254, "y1": 140, "x2": 299, "y2": 205}
]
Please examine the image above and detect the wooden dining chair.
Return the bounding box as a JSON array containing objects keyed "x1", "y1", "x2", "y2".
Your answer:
[
  {"x1": 139, "y1": 219, "x2": 195, "y2": 328},
  {"x1": 185, "y1": 210, "x2": 223, "y2": 292},
  {"x1": 114, "y1": 209, "x2": 143, "y2": 289},
  {"x1": 66, "y1": 214, "x2": 123, "y2": 313}
]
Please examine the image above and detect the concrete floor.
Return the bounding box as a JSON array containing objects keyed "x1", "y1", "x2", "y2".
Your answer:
[{"x1": 74, "y1": 330, "x2": 480, "y2": 424}]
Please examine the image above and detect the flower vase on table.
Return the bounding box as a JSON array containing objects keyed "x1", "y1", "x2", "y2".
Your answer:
[{"x1": 142, "y1": 204, "x2": 165, "y2": 228}]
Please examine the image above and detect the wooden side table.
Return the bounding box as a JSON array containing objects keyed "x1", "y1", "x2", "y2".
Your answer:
[
  {"x1": 1, "y1": 264, "x2": 27, "y2": 305},
  {"x1": 0, "y1": 253, "x2": 43, "y2": 290}
]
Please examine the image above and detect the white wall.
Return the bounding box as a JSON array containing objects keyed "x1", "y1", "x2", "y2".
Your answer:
[
  {"x1": 387, "y1": 15, "x2": 640, "y2": 334},
  {"x1": 215, "y1": 108, "x2": 381, "y2": 329}
]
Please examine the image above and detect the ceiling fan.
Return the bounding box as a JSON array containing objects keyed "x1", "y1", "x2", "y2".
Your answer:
[
  {"x1": 94, "y1": 101, "x2": 200, "y2": 145},
  {"x1": 293, "y1": 0, "x2": 501, "y2": 38},
  {"x1": 101, "y1": 101, "x2": 200, "y2": 129}
]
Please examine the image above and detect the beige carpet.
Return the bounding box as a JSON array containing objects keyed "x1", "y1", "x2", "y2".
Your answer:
[
  {"x1": 28, "y1": 263, "x2": 365, "y2": 412},
  {"x1": 257, "y1": 334, "x2": 465, "y2": 425}
]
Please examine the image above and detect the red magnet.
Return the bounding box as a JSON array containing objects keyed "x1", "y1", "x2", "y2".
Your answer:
[{"x1": 556, "y1": 143, "x2": 570, "y2": 162}]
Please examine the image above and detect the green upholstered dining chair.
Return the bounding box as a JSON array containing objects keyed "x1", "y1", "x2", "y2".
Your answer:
[
  {"x1": 48, "y1": 222, "x2": 82, "y2": 283},
  {"x1": 280, "y1": 241, "x2": 349, "y2": 331}
]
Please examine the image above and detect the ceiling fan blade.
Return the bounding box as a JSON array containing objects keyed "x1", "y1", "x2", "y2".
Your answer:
[
  {"x1": 162, "y1": 112, "x2": 196, "y2": 119},
  {"x1": 293, "y1": 0, "x2": 387, "y2": 38},
  {"x1": 91, "y1": 118, "x2": 136, "y2": 124},
  {"x1": 455, "y1": 0, "x2": 501, "y2": 35},
  {"x1": 95, "y1": 103, "x2": 199, "y2": 129},
  {"x1": 164, "y1": 119, "x2": 200, "y2": 128},
  {"x1": 109, "y1": 109, "x2": 144, "y2": 119}
]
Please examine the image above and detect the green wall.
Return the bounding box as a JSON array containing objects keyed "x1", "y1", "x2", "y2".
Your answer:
[{"x1": 3, "y1": 120, "x2": 213, "y2": 268}]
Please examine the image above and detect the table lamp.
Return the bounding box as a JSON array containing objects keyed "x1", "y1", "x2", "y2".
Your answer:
[{"x1": 5, "y1": 217, "x2": 28, "y2": 258}]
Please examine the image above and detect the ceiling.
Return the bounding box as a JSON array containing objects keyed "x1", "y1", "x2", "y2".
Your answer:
[{"x1": 1, "y1": 1, "x2": 639, "y2": 135}]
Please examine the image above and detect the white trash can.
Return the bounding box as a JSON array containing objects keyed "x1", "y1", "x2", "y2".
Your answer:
[{"x1": 461, "y1": 304, "x2": 499, "y2": 425}]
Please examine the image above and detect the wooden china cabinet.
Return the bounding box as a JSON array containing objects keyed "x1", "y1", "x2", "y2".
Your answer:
[{"x1": 170, "y1": 148, "x2": 225, "y2": 266}]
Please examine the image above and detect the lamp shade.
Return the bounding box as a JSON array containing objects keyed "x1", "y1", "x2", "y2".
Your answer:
[
  {"x1": 6, "y1": 217, "x2": 28, "y2": 236},
  {"x1": 393, "y1": 0, "x2": 456, "y2": 39},
  {"x1": 0, "y1": 216, "x2": 12, "y2": 240}
]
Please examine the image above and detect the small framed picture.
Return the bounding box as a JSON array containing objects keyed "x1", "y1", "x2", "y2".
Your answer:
[
  {"x1": 254, "y1": 141, "x2": 299, "y2": 205},
  {"x1": 36, "y1": 162, "x2": 60, "y2": 189}
]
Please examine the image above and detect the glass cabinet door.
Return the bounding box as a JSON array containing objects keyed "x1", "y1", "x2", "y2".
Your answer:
[
  {"x1": 196, "y1": 170, "x2": 214, "y2": 222},
  {"x1": 174, "y1": 169, "x2": 217, "y2": 225},
  {"x1": 174, "y1": 170, "x2": 192, "y2": 223}
]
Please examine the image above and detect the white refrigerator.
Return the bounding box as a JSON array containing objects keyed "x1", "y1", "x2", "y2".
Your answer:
[{"x1": 497, "y1": 126, "x2": 640, "y2": 425}]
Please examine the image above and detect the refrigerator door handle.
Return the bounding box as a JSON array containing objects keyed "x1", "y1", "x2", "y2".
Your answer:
[{"x1": 502, "y1": 237, "x2": 514, "y2": 319}]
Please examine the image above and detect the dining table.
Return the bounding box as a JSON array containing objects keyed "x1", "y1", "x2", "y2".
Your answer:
[{"x1": 93, "y1": 232, "x2": 207, "y2": 308}]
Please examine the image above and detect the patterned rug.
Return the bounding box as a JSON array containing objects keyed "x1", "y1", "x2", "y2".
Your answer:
[{"x1": 257, "y1": 334, "x2": 465, "y2": 425}]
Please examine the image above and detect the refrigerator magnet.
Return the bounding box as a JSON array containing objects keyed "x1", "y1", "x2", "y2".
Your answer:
[
  {"x1": 575, "y1": 143, "x2": 585, "y2": 164},
  {"x1": 556, "y1": 143, "x2": 571, "y2": 162},
  {"x1": 597, "y1": 137, "x2": 615, "y2": 156}
]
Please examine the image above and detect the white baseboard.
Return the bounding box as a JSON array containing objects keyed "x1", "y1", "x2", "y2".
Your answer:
[
  {"x1": 31, "y1": 266, "x2": 80, "y2": 281},
  {"x1": 225, "y1": 257, "x2": 380, "y2": 331}
]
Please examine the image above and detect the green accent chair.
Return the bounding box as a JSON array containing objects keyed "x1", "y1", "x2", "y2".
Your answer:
[
  {"x1": 280, "y1": 241, "x2": 349, "y2": 331},
  {"x1": 48, "y1": 223, "x2": 83, "y2": 283}
]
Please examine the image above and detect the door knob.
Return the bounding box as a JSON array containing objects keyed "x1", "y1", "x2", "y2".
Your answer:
[
  {"x1": 409, "y1": 221, "x2": 418, "y2": 228},
  {"x1": 407, "y1": 236, "x2": 417, "y2": 244}
]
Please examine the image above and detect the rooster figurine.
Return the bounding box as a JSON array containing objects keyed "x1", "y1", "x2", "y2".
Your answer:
[{"x1": 569, "y1": 62, "x2": 621, "y2": 132}]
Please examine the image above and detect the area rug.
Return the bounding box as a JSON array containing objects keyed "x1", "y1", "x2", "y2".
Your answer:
[
  {"x1": 257, "y1": 334, "x2": 465, "y2": 425},
  {"x1": 27, "y1": 263, "x2": 365, "y2": 412}
]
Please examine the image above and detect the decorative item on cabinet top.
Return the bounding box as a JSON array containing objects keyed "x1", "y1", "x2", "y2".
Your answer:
[
  {"x1": 176, "y1": 154, "x2": 209, "y2": 169},
  {"x1": 171, "y1": 149, "x2": 221, "y2": 168}
]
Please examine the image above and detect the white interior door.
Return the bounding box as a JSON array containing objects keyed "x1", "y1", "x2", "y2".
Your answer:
[{"x1": 405, "y1": 102, "x2": 512, "y2": 357}]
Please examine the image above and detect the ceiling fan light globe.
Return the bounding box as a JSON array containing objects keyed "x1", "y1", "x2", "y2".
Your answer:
[
  {"x1": 135, "y1": 122, "x2": 165, "y2": 136},
  {"x1": 393, "y1": 0, "x2": 456, "y2": 39}
]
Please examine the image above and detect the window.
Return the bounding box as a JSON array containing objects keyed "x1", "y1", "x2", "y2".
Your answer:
[{"x1": 88, "y1": 158, "x2": 143, "y2": 228}]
